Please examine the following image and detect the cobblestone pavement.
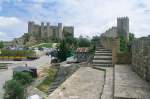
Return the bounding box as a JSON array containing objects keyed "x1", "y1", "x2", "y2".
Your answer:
[{"x1": 0, "y1": 56, "x2": 51, "y2": 99}]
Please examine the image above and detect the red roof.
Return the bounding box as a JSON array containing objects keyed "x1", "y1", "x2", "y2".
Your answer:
[{"x1": 76, "y1": 47, "x2": 89, "y2": 52}]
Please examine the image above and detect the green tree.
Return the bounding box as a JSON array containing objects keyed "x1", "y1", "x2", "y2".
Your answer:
[
  {"x1": 78, "y1": 36, "x2": 91, "y2": 47},
  {"x1": 0, "y1": 41, "x2": 4, "y2": 49},
  {"x1": 65, "y1": 37, "x2": 78, "y2": 49},
  {"x1": 57, "y1": 40, "x2": 71, "y2": 61},
  {"x1": 13, "y1": 72, "x2": 33, "y2": 85},
  {"x1": 3, "y1": 80, "x2": 25, "y2": 99}
]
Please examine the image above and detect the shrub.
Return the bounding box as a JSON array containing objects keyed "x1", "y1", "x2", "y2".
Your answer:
[
  {"x1": 57, "y1": 40, "x2": 71, "y2": 61},
  {"x1": 3, "y1": 80, "x2": 25, "y2": 99},
  {"x1": 13, "y1": 72, "x2": 33, "y2": 85}
]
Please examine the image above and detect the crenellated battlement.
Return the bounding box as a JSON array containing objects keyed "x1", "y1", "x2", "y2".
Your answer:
[{"x1": 117, "y1": 16, "x2": 129, "y2": 20}]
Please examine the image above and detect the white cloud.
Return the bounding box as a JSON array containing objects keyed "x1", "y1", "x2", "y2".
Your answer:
[
  {"x1": 0, "y1": 17, "x2": 23, "y2": 27},
  {"x1": 0, "y1": 31, "x2": 10, "y2": 41},
  {"x1": 1, "y1": 0, "x2": 150, "y2": 41},
  {"x1": 51, "y1": 0, "x2": 150, "y2": 38},
  {"x1": 0, "y1": 16, "x2": 26, "y2": 41}
]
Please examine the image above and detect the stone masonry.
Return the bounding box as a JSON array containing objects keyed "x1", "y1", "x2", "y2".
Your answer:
[{"x1": 132, "y1": 35, "x2": 150, "y2": 82}]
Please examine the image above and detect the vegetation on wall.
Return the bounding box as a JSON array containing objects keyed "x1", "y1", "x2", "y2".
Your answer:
[
  {"x1": 119, "y1": 33, "x2": 135, "y2": 52},
  {"x1": 117, "y1": 33, "x2": 135, "y2": 64},
  {"x1": 120, "y1": 36, "x2": 127, "y2": 52}
]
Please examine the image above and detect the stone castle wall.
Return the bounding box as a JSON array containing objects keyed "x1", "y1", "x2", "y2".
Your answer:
[
  {"x1": 14, "y1": 21, "x2": 74, "y2": 46},
  {"x1": 132, "y1": 36, "x2": 150, "y2": 82},
  {"x1": 28, "y1": 21, "x2": 74, "y2": 40}
]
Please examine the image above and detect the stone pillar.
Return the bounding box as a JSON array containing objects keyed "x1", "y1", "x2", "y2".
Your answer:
[{"x1": 28, "y1": 21, "x2": 34, "y2": 35}]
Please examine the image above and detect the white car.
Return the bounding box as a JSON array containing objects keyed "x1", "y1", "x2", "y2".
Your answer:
[
  {"x1": 66, "y1": 56, "x2": 77, "y2": 63},
  {"x1": 27, "y1": 94, "x2": 40, "y2": 99}
]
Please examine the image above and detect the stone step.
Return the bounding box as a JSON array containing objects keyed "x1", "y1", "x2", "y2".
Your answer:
[
  {"x1": 96, "y1": 47, "x2": 104, "y2": 49},
  {"x1": 96, "y1": 48, "x2": 111, "y2": 50},
  {"x1": 94, "y1": 56, "x2": 112, "y2": 60},
  {"x1": 0, "y1": 66, "x2": 8, "y2": 69},
  {"x1": 96, "y1": 49, "x2": 111, "y2": 51},
  {"x1": 95, "y1": 53, "x2": 112, "y2": 56},
  {"x1": 95, "y1": 51, "x2": 112, "y2": 53},
  {"x1": 93, "y1": 60, "x2": 112, "y2": 64},
  {"x1": 93, "y1": 64, "x2": 113, "y2": 67}
]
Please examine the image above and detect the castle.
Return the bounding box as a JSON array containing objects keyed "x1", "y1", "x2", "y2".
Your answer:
[
  {"x1": 28, "y1": 21, "x2": 74, "y2": 40},
  {"x1": 102, "y1": 17, "x2": 129, "y2": 41},
  {"x1": 13, "y1": 22, "x2": 74, "y2": 46}
]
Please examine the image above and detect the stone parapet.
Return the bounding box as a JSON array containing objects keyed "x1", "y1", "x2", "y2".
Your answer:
[{"x1": 132, "y1": 35, "x2": 150, "y2": 82}]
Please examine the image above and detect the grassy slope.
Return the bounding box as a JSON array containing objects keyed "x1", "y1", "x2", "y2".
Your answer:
[{"x1": 30, "y1": 43, "x2": 59, "y2": 48}]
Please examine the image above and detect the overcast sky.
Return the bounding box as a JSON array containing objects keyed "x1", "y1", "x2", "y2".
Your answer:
[{"x1": 0, "y1": 0, "x2": 150, "y2": 41}]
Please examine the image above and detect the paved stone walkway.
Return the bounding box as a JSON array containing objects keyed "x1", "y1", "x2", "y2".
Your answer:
[
  {"x1": 101, "y1": 67, "x2": 114, "y2": 99},
  {"x1": 48, "y1": 67, "x2": 105, "y2": 99},
  {"x1": 114, "y1": 65, "x2": 150, "y2": 99}
]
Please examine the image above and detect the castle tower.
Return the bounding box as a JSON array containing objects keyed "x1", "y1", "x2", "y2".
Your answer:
[
  {"x1": 46, "y1": 22, "x2": 51, "y2": 38},
  {"x1": 58, "y1": 23, "x2": 63, "y2": 39},
  {"x1": 41, "y1": 22, "x2": 45, "y2": 39},
  {"x1": 28, "y1": 21, "x2": 34, "y2": 34},
  {"x1": 117, "y1": 17, "x2": 129, "y2": 41}
]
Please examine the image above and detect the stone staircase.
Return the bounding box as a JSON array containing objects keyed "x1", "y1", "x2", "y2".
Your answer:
[
  {"x1": 0, "y1": 64, "x2": 8, "y2": 70},
  {"x1": 93, "y1": 46, "x2": 113, "y2": 67},
  {"x1": 92, "y1": 45, "x2": 114, "y2": 99},
  {"x1": 92, "y1": 45, "x2": 150, "y2": 99}
]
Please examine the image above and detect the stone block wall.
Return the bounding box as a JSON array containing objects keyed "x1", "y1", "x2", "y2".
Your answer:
[
  {"x1": 100, "y1": 37, "x2": 120, "y2": 64},
  {"x1": 100, "y1": 37, "x2": 115, "y2": 50},
  {"x1": 132, "y1": 36, "x2": 150, "y2": 82}
]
